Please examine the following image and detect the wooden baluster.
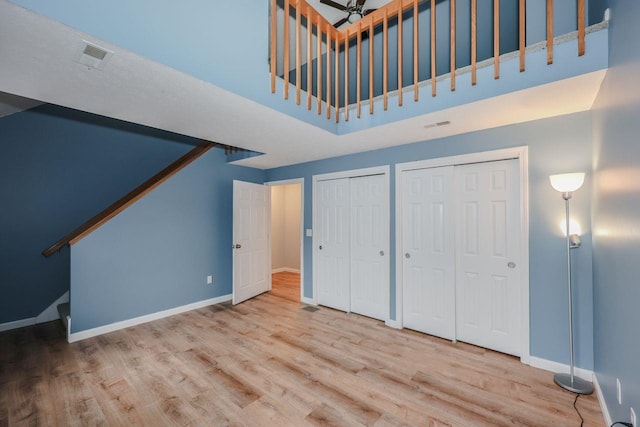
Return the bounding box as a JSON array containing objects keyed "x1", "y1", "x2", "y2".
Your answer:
[
  {"x1": 383, "y1": 8, "x2": 389, "y2": 110},
  {"x1": 413, "y1": 0, "x2": 419, "y2": 101},
  {"x1": 471, "y1": 0, "x2": 477, "y2": 85},
  {"x1": 327, "y1": 24, "x2": 332, "y2": 119},
  {"x1": 547, "y1": 0, "x2": 553, "y2": 64},
  {"x1": 494, "y1": 0, "x2": 500, "y2": 79},
  {"x1": 398, "y1": 0, "x2": 403, "y2": 106},
  {"x1": 284, "y1": 0, "x2": 290, "y2": 100},
  {"x1": 345, "y1": 30, "x2": 350, "y2": 121},
  {"x1": 317, "y1": 15, "x2": 322, "y2": 115},
  {"x1": 369, "y1": 19, "x2": 374, "y2": 114},
  {"x1": 270, "y1": 0, "x2": 277, "y2": 94},
  {"x1": 357, "y1": 24, "x2": 362, "y2": 118},
  {"x1": 296, "y1": 3, "x2": 301, "y2": 105},
  {"x1": 431, "y1": 0, "x2": 436, "y2": 96},
  {"x1": 519, "y1": 0, "x2": 525, "y2": 72},
  {"x1": 307, "y1": 7, "x2": 313, "y2": 110},
  {"x1": 335, "y1": 36, "x2": 340, "y2": 122},
  {"x1": 577, "y1": 0, "x2": 585, "y2": 56},
  {"x1": 450, "y1": 0, "x2": 456, "y2": 91}
]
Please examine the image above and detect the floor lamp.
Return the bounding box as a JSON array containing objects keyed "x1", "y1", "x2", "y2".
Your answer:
[{"x1": 549, "y1": 173, "x2": 593, "y2": 395}]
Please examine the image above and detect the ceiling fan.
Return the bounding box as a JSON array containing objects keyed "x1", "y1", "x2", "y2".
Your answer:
[{"x1": 320, "y1": 0, "x2": 377, "y2": 28}]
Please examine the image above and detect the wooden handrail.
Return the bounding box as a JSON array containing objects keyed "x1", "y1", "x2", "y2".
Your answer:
[{"x1": 42, "y1": 141, "x2": 215, "y2": 257}]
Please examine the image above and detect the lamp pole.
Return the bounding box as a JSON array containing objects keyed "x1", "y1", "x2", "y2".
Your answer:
[{"x1": 553, "y1": 190, "x2": 593, "y2": 395}]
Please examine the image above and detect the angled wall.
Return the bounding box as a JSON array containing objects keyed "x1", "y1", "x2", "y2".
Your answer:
[
  {"x1": 70, "y1": 148, "x2": 265, "y2": 333},
  {"x1": 0, "y1": 104, "x2": 195, "y2": 325},
  {"x1": 591, "y1": 0, "x2": 640, "y2": 419}
]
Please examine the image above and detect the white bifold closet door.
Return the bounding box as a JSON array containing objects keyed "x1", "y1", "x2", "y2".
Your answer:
[
  {"x1": 316, "y1": 174, "x2": 389, "y2": 321},
  {"x1": 350, "y1": 174, "x2": 388, "y2": 321},
  {"x1": 454, "y1": 159, "x2": 521, "y2": 356},
  {"x1": 402, "y1": 166, "x2": 456, "y2": 340},
  {"x1": 316, "y1": 178, "x2": 351, "y2": 312},
  {"x1": 402, "y1": 159, "x2": 521, "y2": 356}
]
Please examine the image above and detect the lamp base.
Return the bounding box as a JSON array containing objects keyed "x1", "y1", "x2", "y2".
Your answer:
[{"x1": 553, "y1": 373, "x2": 594, "y2": 395}]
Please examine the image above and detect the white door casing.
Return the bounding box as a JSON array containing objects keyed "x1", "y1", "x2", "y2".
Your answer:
[
  {"x1": 315, "y1": 178, "x2": 351, "y2": 312},
  {"x1": 454, "y1": 159, "x2": 521, "y2": 356},
  {"x1": 232, "y1": 180, "x2": 271, "y2": 305},
  {"x1": 350, "y1": 174, "x2": 389, "y2": 321},
  {"x1": 401, "y1": 166, "x2": 456, "y2": 340}
]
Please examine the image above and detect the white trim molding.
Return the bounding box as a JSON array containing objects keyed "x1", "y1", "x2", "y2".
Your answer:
[
  {"x1": 0, "y1": 317, "x2": 36, "y2": 332},
  {"x1": 394, "y1": 146, "x2": 530, "y2": 364},
  {"x1": 593, "y1": 374, "x2": 612, "y2": 427},
  {"x1": 272, "y1": 267, "x2": 301, "y2": 274},
  {"x1": 68, "y1": 294, "x2": 231, "y2": 343},
  {"x1": 301, "y1": 296, "x2": 316, "y2": 306},
  {"x1": 528, "y1": 356, "x2": 594, "y2": 380}
]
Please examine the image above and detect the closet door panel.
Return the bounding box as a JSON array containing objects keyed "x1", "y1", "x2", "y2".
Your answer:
[{"x1": 401, "y1": 167, "x2": 456, "y2": 340}]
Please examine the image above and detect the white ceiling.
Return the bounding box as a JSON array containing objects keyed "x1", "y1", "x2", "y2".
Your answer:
[{"x1": 0, "y1": 1, "x2": 606, "y2": 170}]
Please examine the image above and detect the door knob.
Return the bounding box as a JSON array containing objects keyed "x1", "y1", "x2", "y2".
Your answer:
[
  {"x1": 508, "y1": 261, "x2": 516, "y2": 269},
  {"x1": 319, "y1": 245, "x2": 323, "y2": 250},
  {"x1": 405, "y1": 253, "x2": 411, "y2": 259},
  {"x1": 235, "y1": 244, "x2": 242, "y2": 249},
  {"x1": 379, "y1": 251, "x2": 385, "y2": 256}
]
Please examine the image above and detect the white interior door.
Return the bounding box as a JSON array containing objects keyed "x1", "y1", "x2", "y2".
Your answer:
[
  {"x1": 401, "y1": 167, "x2": 456, "y2": 340},
  {"x1": 316, "y1": 178, "x2": 351, "y2": 312},
  {"x1": 233, "y1": 180, "x2": 271, "y2": 305},
  {"x1": 454, "y1": 159, "x2": 521, "y2": 356},
  {"x1": 350, "y1": 174, "x2": 389, "y2": 321}
]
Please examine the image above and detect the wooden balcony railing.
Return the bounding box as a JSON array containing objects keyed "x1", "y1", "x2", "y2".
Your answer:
[{"x1": 270, "y1": 0, "x2": 588, "y2": 123}]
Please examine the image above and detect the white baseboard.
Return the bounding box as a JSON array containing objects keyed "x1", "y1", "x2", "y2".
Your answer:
[
  {"x1": 528, "y1": 356, "x2": 594, "y2": 382},
  {"x1": 385, "y1": 318, "x2": 402, "y2": 329},
  {"x1": 36, "y1": 291, "x2": 69, "y2": 324},
  {"x1": 68, "y1": 294, "x2": 232, "y2": 343},
  {"x1": 0, "y1": 317, "x2": 36, "y2": 332},
  {"x1": 593, "y1": 373, "x2": 612, "y2": 427},
  {"x1": 0, "y1": 291, "x2": 71, "y2": 333},
  {"x1": 301, "y1": 296, "x2": 315, "y2": 305},
  {"x1": 272, "y1": 267, "x2": 301, "y2": 274}
]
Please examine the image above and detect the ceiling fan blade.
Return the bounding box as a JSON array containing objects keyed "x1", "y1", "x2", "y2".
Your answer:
[
  {"x1": 363, "y1": 8, "x2": 377, "y2": 15},
  {"x1": 357, "y1": 0, "x2": 367, "y2": 6},
  {"x1": 333, "y1": 17, "x2": 349, "y2": 28},
  {"x1": 320, "y1": 0, "x2": 347, "y2": 11}
]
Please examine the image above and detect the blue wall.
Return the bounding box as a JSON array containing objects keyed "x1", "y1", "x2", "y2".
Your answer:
[
  {"x1": 0, "y1": 104, "x2": 195, "y2": 324},
  {"x1": 70, "y1": 149, "x2": 265, "y2": 333},
  {"x1": 591, "y1": 0, "x2": 640, "y2": 418},
  {"x1": 266, "y1": 111, "x2": 595, "y2": 369}
]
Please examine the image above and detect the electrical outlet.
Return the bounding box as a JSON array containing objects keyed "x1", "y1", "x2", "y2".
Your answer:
[
  {"x1": 207, "y1": 275, "x2": 213, "y2": 285},
  {"x1": 631, "y1": 407, "x2": 636, "y2": 427},
  {"x1": 617, "y1": 378, "x2": 622, "y2": 405}
]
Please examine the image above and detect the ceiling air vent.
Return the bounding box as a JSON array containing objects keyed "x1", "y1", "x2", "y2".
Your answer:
[
  {"x1": 424, "y1": 120, "x2": 451, "y2": 129},
  {"x1": 76, "y1": 40, "x2": 113, "y2": 70}
]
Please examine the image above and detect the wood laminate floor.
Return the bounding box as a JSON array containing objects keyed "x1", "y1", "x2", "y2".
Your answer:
[{"x1": 0, "y1": 272, "x2": 603, "y2": 426}]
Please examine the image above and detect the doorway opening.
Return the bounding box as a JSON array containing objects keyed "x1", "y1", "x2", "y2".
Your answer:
[{"x1": 268, "y1": 180, "x2": 303, "y2": 303}]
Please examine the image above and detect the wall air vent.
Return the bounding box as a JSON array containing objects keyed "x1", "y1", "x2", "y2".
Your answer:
[{"x1": 75, "y1": 40, "x2": 113, "y2": 70}]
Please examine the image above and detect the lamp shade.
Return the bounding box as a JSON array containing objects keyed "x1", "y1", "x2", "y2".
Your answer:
[{"x1": 549, "y1": 173, "x2": 585, "y2": 193}]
